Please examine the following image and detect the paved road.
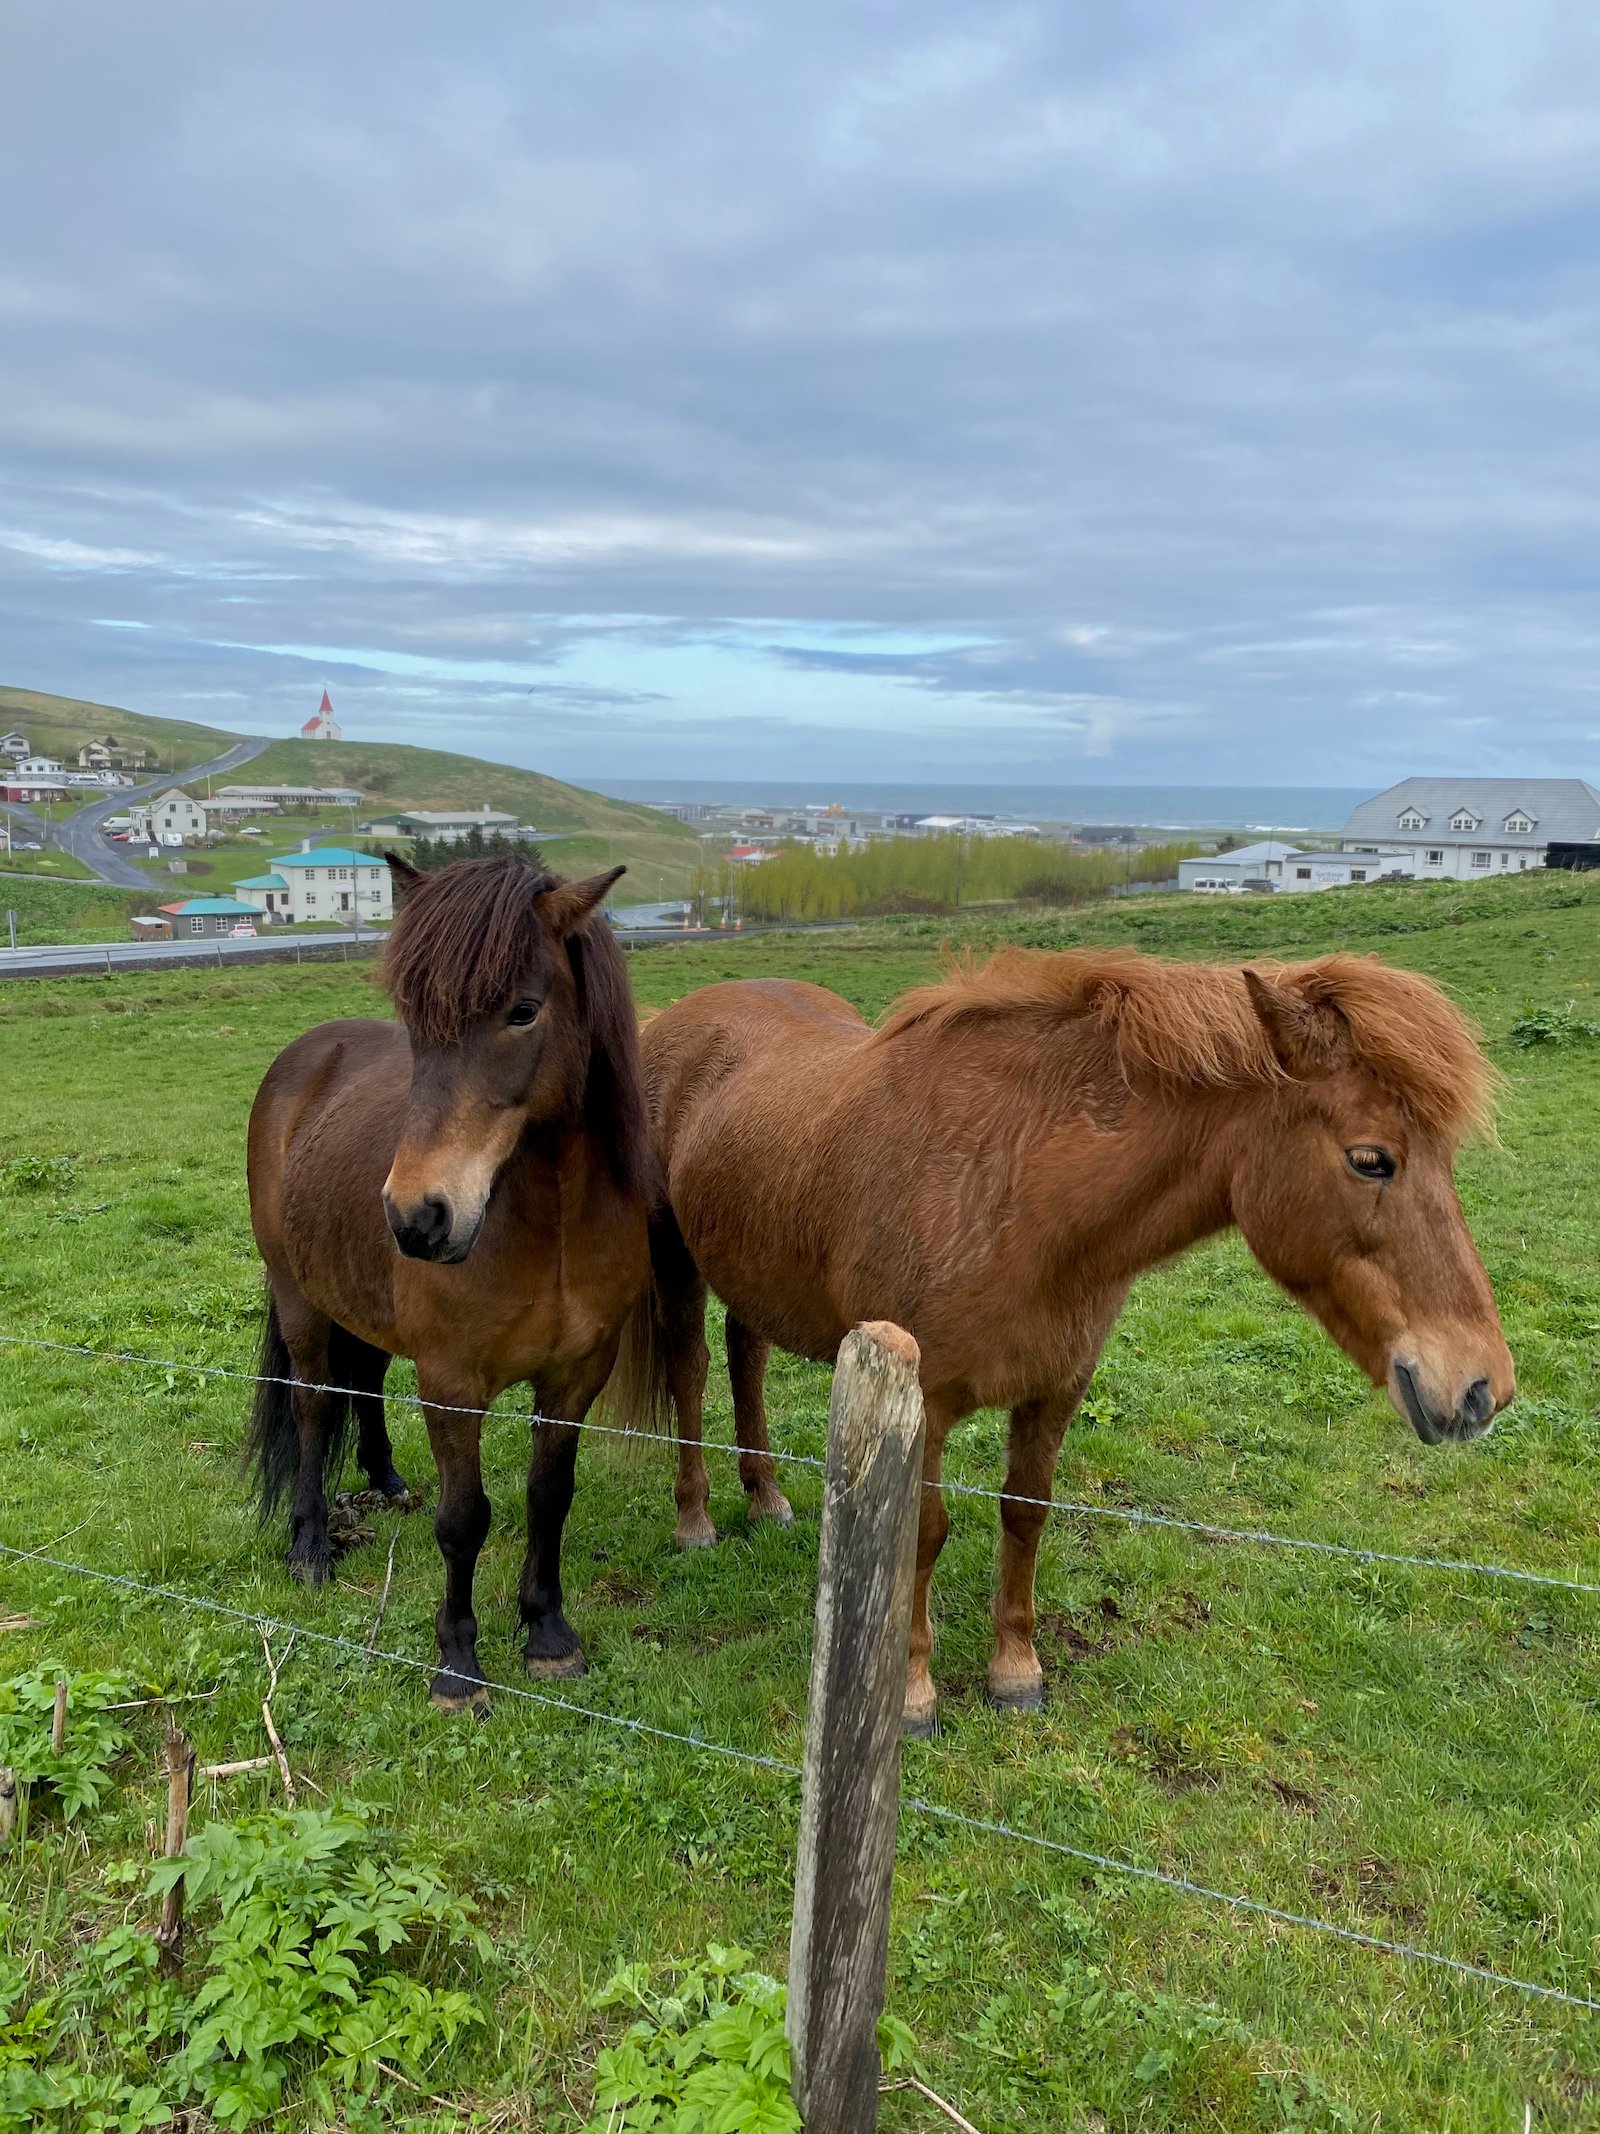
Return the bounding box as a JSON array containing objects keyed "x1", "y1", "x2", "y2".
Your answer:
[
  {"x1": 57, "y1": 735, "x2": 272, "y2": 887},
  {"x1": 0, "y1": 921, "x2": 741, "y2": 980}
]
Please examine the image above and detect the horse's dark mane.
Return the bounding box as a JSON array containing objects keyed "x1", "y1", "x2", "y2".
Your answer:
[{"x1": 381, "y1": 855, "x2": 656, "y2": 1200}]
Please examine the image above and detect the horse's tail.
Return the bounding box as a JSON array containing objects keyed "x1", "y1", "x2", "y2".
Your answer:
[
  {"x1": 244, "y1": 1293, "x2": 355, "y2": 1520},
  {"x1": 601, "y1": 1216, "x2": 688, "y2": 1437}
]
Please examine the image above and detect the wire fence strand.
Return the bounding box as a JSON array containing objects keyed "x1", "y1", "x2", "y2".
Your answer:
[
  {"x1": 6, "y1": 1329, "x2": 1600, "y2": 1602},
  {"x1": 3, "y1": 1538, "x2": 1599, "y2": 2019}
]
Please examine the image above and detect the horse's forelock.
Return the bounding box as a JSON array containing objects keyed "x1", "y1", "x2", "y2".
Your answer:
[{"x1": 381, "y1": 855, "x2": 559, "y2": 1044}]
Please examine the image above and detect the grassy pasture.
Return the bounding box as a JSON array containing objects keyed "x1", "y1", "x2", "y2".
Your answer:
[{"x1": 2, "y1": 878, "x2": 1600, "y2": 2126}]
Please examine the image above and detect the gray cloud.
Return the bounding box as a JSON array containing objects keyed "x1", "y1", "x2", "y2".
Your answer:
[{"x1": 4, "y1": 3, "x2": 1600, "y2": 782}]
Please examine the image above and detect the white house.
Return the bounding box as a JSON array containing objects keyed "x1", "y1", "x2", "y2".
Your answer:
[
  {"x1": 362, "y1": 804, "x2": 525, "y2": 845},
  {"x1": 1179, "y1": 839, "x2": 1415, "y2": 895},
  {"x1": 16, "y1": 755, "x2": 65, "y2": 780},
  {"x1": 235, "y1": 842, "x2": 392, "y2": 926},
  {"x1": 1339, "y1": 778, "x2": 1600, "y2": 878},
  {"x1": 1, "y1": 731, "x2": 29, "y2": 762},
  {"x1": 213, "y1": 782, "x2": 363, "y2": 812},
  {"x1": 128, "y1": 788, "x2": 208, "y2": 845}
]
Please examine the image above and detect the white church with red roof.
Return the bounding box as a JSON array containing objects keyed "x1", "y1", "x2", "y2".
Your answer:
[{"x1": 300, "y1": 689, "x2": 342, "y2": 741}]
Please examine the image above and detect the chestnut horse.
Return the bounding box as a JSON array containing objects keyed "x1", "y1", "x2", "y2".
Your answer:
[
  {"x1": 611, "y1": 947, "x2": 1515, "y2": 1734},
  {"x1": 246, "y1": 854, "x2": 651, "y2": 1710}
]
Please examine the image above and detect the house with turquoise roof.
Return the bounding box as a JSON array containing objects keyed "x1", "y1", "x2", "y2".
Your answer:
[
  {"x1": 158, "y1": 895, "x2": 265, "y2": 937},
  {"x1": 234, "y1": 840, "x2": 392, "y2": 926}
]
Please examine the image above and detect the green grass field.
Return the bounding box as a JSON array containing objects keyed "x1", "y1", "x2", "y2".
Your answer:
[{"x1": 4, "y1": 875, "x2": 1600, "y2": 2128}]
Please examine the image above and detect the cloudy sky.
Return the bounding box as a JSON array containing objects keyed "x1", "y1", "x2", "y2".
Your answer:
[{"x1": 5, "y1": 2, "x2": 1600, "y2": 787}]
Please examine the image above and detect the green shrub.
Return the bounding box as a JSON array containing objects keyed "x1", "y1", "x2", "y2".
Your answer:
[
  {"x1": 1508, "y1": 1002, "x2": 1600, "y2": 1048},
  {"x1": 0, "y1": 1154, "x2": 79, "y2": 1196},
  {"x1": 0, "y1": 1665, "x2": 135, "y2": 1821},
  {"x1": 585, "y1": 1943, "x2": 916, "y2": 2133},
  {"x1": 0, "y1": 1804, "x2": 487, "y2": 2132}
]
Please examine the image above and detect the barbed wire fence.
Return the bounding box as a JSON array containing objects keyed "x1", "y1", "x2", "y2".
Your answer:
[{"x1": 4, "y1": 1321, "x2": 1600, "y2": 2118}]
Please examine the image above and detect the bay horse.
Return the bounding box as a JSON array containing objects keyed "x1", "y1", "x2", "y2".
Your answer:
[
  {"x1": 246, "y1": 853, "x2": 651, "y2": 1711},
  {"x1": 610, "y1": 947, "x2": 1515, "y2": 1734}
]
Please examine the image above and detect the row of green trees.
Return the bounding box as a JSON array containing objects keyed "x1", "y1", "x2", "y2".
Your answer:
[{"x1": 691, "y1": 833, "x2": 1200, "y2": 924}]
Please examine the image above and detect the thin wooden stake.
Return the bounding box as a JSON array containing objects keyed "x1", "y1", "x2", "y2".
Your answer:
[
  {"x1": 0, "y1": 1767, "x2": 16, "y2": 1844},
  {"x1": 199, "y1": 1756, "x2": 274, "y2": 1780},
  {"x1": 367, "y1": 1531, "x2": 399, "y2": 1652},
  {"x1": 155, "y1": 1728, "x2": 196, "y2": 1976},
  {"x1": 51, "y1": 1678, "x2": 67, "y2": 1755},
  {"x1": 788, "y1": 1321, "x2": 926, "y2": 2134},
  {"x1": 259, "y1": 1626, "x2": 296, "y2": 1803}
]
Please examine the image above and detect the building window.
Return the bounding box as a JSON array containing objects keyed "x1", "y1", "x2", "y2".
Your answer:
[
  {"x1": 189, "y1": 917, "x2": 204, "y2": 934},
  {"x1": 1504, "y1": 813, "x2": 1534, "y2": 833},
  {"x1": 1452, "y1": 811, "x2": 1480, "y2": 832},
  {"x1": 1398, "y1": 811, "x2": 1426, "y2": 830},
  {"x1": 1470, "y1": 850, "x2": 1491, "y2": 869},
  {"x1": 1295, "y1": 867, "x2": 1311, "y2": 880},
  {"x1": 305, "y1": 891, "x2": 316, "y2": 904},
  {"x1": 1350, "y1": 869, "x2": 1366, "y2": 883},
  {"x1": 1500, "y1": 851, "x2": 1509, "y2": 866},
  {"x1": 1426, "y1": 849, "x2": 1443, "y2": 865}
]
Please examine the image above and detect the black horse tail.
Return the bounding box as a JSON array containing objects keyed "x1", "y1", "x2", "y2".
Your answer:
[{"x1": 245, "y1": 1292, "x2": 354, "y2": 1521}]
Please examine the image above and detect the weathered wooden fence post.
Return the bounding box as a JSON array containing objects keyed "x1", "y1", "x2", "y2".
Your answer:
[{"x1": 788, "y1": 1321, "x2": 925, "y2": 2133}]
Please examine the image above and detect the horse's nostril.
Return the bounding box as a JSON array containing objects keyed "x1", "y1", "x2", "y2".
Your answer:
[
  {"x1": 386, "y1": 1192, "x2": 456, "y2": 1259},
  {"x1": 1461, "y1": 1376, "x2": 1495, "y2": 1428},
  {"x1": 419, "y1": 1195, "x2": 451, "y2": 1243}
]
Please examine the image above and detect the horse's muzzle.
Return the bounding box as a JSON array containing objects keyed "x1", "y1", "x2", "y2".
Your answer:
[
  {"x1": 1390, "y1": 1358, "x2": 1501, "y2": 1445},
  {"x1": 383, "y1": 1190, "x2": 481, "y2": 1264}
]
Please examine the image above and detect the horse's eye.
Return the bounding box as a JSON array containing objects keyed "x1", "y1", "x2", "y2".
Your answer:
[
  {"x1": 1346, "y1": 1146, "x2": 1396, "y2": 1181},
  {"x1": 506, "y1": 1000, "x2": 541, "y2": 1028}
]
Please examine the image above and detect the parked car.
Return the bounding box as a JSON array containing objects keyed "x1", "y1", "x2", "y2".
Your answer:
[{"x1": 229, "y1": 922, "x2": 258, "y2": 938}]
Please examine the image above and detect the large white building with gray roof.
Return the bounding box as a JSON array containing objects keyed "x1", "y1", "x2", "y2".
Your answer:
[{"x1": 1340, "y1": 778, "x2": 1600, "y2": 880}]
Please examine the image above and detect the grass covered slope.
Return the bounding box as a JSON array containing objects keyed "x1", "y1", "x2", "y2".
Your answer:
[
  {"x1": 245, "y1": 737, "x2": 701, "y2": 897},
  {"x1": 3, "y1": 872, "x2": 1600, "y2": 2125},
  {"x1": 0, "y1": 685, "x2": 235, "y2": 773}
]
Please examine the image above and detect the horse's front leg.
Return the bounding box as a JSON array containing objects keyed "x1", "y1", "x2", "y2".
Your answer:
[
  {"x1": 520, "y1": 1361, "x2": 612, "y2": 1678},
  {"x1": 989, "y1": 1387, "x2": 1085, "y2": 1713},
  {"x1": 416, "y1": 1373, "x2": 492, "y2": 1713}
]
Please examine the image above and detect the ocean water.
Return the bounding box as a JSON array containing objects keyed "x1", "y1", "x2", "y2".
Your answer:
[{"x1": 596, "y1": 779, "x2": 1370, "y2": 834}]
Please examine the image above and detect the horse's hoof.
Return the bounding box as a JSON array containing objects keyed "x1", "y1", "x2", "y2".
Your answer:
[
  {"x1": 901, "y1": 1706, "x2": 939, "y2": 1742},
  {"x1": 287, "y1": 1550, "x2": 333, "y2": 1588},
  {"x1": 749, "y1": 1492, "x2": 794, "y2": 1529},
  {"x1": 430, "y1": 1674, "x2": 490, "y2": 1716},
  {"x1": 525, "y1": 1648, "x2": 588, "y2": 1681},
  {"x1": 375, "y1": 1470, "x2": 414, "y2": 1504},
  {"x1": 987, "y1": 1677, "x2": 1046, "y2": 1715},
  {"x1": 675, "y1": 1516, "x2": 718, "y2": 1550}
]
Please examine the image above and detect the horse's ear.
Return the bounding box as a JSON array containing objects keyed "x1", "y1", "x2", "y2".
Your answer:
[
  {"x1": 537, "y1": 865, "x2": 626, "y2": 937},
  {"x1": 385, "y1": 851, "x2": 424, "y2": 902},
  {"x1": 1243, "y1": 968, "x2": 1344, "y2": 1077}
]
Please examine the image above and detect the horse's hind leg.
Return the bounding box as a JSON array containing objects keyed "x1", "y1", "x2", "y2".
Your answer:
[
  {"x1": 725, "y1": 1315, "x2": 792, "y2": 1528},
  {"x1": 330, "y1": 1329, "x2": 410, "y2": 1501},
  {"x1": 658, "y1": 1247, "x2": 716, "y2": 1549},
  {"x1": 272, "y1": 1296, "x2": 348, "y2": 1588}
]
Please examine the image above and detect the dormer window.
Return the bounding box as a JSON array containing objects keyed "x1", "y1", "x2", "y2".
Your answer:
[
  {"x1": 1503, "y1": 811, "x2": 1535, "y2": 834},
  {"x1": 1397, "y1": 810, "x2": 1427, "y2": 831},
  {"x1": 1450, "y1": 809, "x2": 1480, "y2": 832}
]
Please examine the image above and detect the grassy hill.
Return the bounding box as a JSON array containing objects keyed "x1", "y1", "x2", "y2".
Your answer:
[
  {"x1": 242, "y1": 736, "x2": 700, "y2": 897},
  {"x1": 2, "y1": 690, "x2": 703, "y2": 901},
  {"x1": 0, "y1": 687, "x2": 234, "y2": 775}
]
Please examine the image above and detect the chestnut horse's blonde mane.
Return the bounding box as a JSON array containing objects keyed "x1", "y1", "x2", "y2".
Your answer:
[{"x1": 875, "y1": 946, "x2": 1495, "y2": 1141}]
